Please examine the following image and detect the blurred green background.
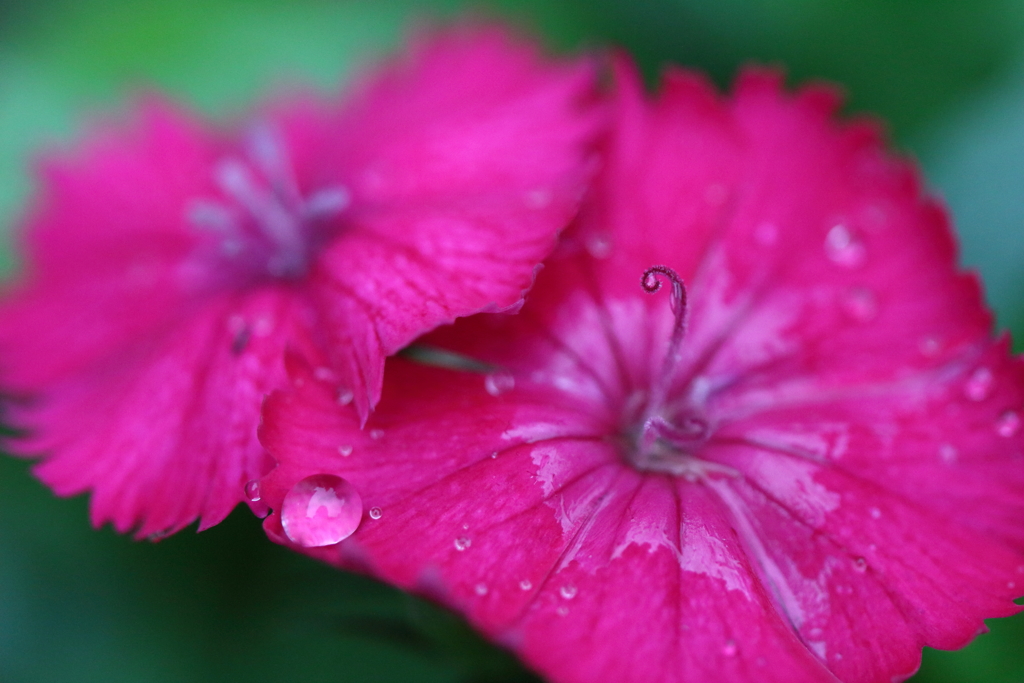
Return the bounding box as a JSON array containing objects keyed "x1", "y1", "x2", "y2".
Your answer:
[{"x1": 2, "y1": 0, "x2": 1024, "y2": 681}]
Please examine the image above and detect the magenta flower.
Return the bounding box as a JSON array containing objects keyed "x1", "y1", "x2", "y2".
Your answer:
[
  {"x1": 257, "y1": 60, "x2": 1024, "y2": 683},
  {"x1": 0, "y1": 26, "x2": 599, "y2": 538}
]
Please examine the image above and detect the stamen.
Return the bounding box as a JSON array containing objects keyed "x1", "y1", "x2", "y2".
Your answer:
[{"x1": 641, "y1": 265, "x2": 689, "y2": 402}]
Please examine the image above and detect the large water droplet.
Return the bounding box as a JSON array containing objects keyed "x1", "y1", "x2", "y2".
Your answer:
[
  {"x1": 244, "y1": 480, "x2": 261, "y2": 502},
  {"x1": 824, "y1": 224, "x2": 867, "y2": 268},
  {"x1": 454, "y1": 537, "x2": 472, "y2": 551},
  {"x1": 559, "y1": 584, "x2": 577, "y2": 600},
  {"x1": 840, "y1": 287, "x2": 878, "y2": 322},
  {"x1": 997, "y1": 410, "x2": 1021, "y2": 437},
  {"x1": 721, "y1": 640, "x2": 738, "y2": 657},
  {"x1": 484, "y1": 372, "x2": 515, "y2": 396},
  {"x1": 281, "y1": 474, "x2": 363, "y2": 547},
  {"x1": 964, "y1": 367, "x2": 994, "y2": 401}
]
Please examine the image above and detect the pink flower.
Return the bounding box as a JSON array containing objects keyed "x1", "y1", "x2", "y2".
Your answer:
[
  {"x1": 257, "y1": 60, "x2": 1024, "y2": 683},
  {"x1": 0, "y1": 26, "x2": 599, "y2": 538}
]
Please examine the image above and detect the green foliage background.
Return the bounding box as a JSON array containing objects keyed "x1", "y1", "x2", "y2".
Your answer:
[{"x1": 2, "y1": 1, "x2": 1024, "y2": 681}]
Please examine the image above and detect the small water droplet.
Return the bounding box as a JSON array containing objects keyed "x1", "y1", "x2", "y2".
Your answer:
[
  {"x1": 484, "y1": 372, "x2": 515, "y2": 396},
  {"x1": 840, "y1": 287, "x2": 878, "y2": 322},
  {"x1": 244, "y1": 480, "x2": 261, "y2": 502},
  {"x1": 586, "y1": 233, "x2": 612, "y2": 258},
  {"x1": 754, "y1": 222, "x2": 779, "y2": 246},
  {"x1": 940, "y1": 443, "x2": 958, "y2": 465},
  {"x1": 490, "y1": 451, "x2": 499, "y2": 459},
  {"x1": 519, "y1": 579, "x2": 533, "y2": 591},
  {"x1": 997, "y1": 410, "x2": 1021, "y2": 437},
  {"x1": 337, "y1": 389, "x2": 354, "y2": 406},
  {"x1": 964, "y1": 367, "x2": 994, "y2": 401},
  {"x1": 475, "y1": 583, "x2": 489, "y2": 596},
  {"x1": 524, "y1": 188, "x2": 552, "y2": 209},
  {"x1": 824, "y1": 224, "x2": 867, "y2": 268},
  {"x1": 281, "y1": 474, "x2": 363, "y2": 547},
  {"x1": 462, "y1": 523, "x2": 470, "y2": 530},
  {"x1": 853, "y1": 557, "x2": 867, "y2": 573},
  {"x1": 369, "y1": 429, "x2": 385, "y2": 440},
  {"x1": 1008, "y1": 581, "x2": 1016, "y2": 590},
  {"x1": 721, "y1": 640, "x2": 738, "y2": 657},
  {"x1": 559, "y1": 584, "x2": 577, "y2": 600},
  {"x1": 313, "y1": 367, "x2": 334, "y2": 381},
  {"x1": 368, "y1": 507, "x2": 382, "y2": 520},
  {"x1": 454, "y1": 537, "x2": 471, "y2": 551},
  {"x1": 869, "y1": 507, "x2": 881, "y2": 520},
  {"x1": 556, "y1": 606, "x2": 569, "y2": 617},
  {"x1": 1016, "y1": 564, "x2": 1024, "y2": 574},
  {"x1": 338, "y1": 445, "x2": 353, "y2": 457},
  {"x1": 918, "y1": 336, "x2": 942, "y2": 357}
]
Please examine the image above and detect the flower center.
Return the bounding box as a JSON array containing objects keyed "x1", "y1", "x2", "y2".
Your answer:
[
  {"x1": 187, "y1": 123, "x2": 349, "y2": 282},
  {"x1": 620, "y1": 266, "x2": 730, "y2": 481}
]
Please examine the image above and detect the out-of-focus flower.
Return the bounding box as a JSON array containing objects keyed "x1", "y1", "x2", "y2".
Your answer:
[
  {"x1": 257, "y1": 59, "x2": 1024, "y2": 683},
  {"x1": 0, "y1": 26, "x2": 599, "y2": 538}
]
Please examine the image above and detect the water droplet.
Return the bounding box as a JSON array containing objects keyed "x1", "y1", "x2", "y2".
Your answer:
[
  {"x1": 338, "y1": 445, "x2": 353, "y2": 457},
  {"x1": 754, "y1": 222, "x2": 779, "y2": 246},
  {"x1": 997, "y1": 410, "x2": 1021, "y2": 437},
  {"x1": 313, "y1": 367, "x2": 334, "y2": 381},
  {"x1": 281, "y1": 474, "x2": 363, "y2": 547},
  {"x1": 918, "y1": 336, "x2": 942, "y2": 357},
  {"x1": 964, "y1": 367, "x2": 994, "y2": 401},
  {"x1": 337, "y1": 389, "x2": 354, "y2": 406},
  {"x1": 869, "y1": 507, "x2": 881, "y2": 520},
  {"x1": 484, "y1": 372, "x2": 515, "y2": 396},
  {"x1": 244, "y1": 480, "x2": 261, "y2": 502},
  {"x1": 490, "y1": 451, "x2": 498, "y2": 459},
  {"x1": 1009, "y1": 581, "x2": 1016, "y2": 590},
  {"x1": 559, "y1": 584, "x2": 577, "y2": 600},
  {"x1": 940, "y1": 443, "x2": 958, "y2": 465},
  {"x1": 475, "y1": 583, "x2": 489, "y2": 596},
  {"x1": 454, "y1": 537, "x2": 472, "y2": 552},
  {"x1": 721, "y1": 640, "x2": 738, "y2": 657},
  {"x1": 368, "y1": 507, "x2": 382, "y2": 520},
  {"x1": 556, "y1": 606, "x2": 569, "y2": 617},
  {"x1": 1016, "y1": 564, "x2": 1024, "y2": 574},
  {"x1": 519, "y1": 579, "x2": 533, "y2": 591},
  {"x1": 853, "y1": 557, "x2": 867, "y2": 573},
  {"x1": 586, "y1": 233, "x2": 612, "y2": 258},
  {"x1": 840, "y1": 287, "x2": 878, "y2": 322},
  {"x1": 524, "y1": 188, "x2": 552, "y2": 209},
  {"x1": 824, "y1": 224, "x2": 866, "y2": 268},
  {"x1": 369, "y1": 429, "x2": 385, "y2": 440}
]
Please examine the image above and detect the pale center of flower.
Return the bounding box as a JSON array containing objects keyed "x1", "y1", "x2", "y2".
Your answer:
[
  {"x1": 187, "y1": 123, "x2": 349, "y2": 281},
  {"x1": 620, "y1": 266, "x2": 726, "y2": 481}
]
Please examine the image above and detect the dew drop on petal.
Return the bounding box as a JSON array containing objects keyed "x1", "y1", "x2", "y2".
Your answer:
[
  {"x1": 369, "y1": 429, "x2": 385, "y2": 440},
  {"x1": 281, "y1": 474, "x2": 363, "y2": 547},
  {"x1": 559, "y1": 584, "x2": 577, "y2": 600},
  {"x1": 556, "y1": 606, "x2": 569, "y2": 617},
  {"x1": 475, "y1": 583, "x2": 489, "y2": 596},
  {"x1": 519, "y1": 579, "x2": 533, "y2": 591},
  {"x1": 454, "y1": 537, "x2": 472, "y2": 551},
  {"x1": 824, "y1": 224, "x2": 867, "y2": 268},
  {"x1": 853, "y1": 557, "x2": 867, "y2": 573},
  {"x1": 918, "y1": 335, "x2": 942, "y2": 357},
  {"x1": 754, "y1": 222, "x2": 779, "y2": 246},
  {"x1": 940, "y1": 443, "x2": 958, "y2": 465},
  {"x1": 368, "y1": 507, "x2": 382, "y2": 520},
  {"x1": 997, "y1": 410, "x2": 1021, "y2": 437},
  {"x1": 337, "y1": 389, "x2": 354, "y2": 406},
  {"x1": 721, "y1": 640, "x2": 738, "y2": 657},
  {"x1": 964, "y1": 367, "x2": 994, "y2": 401},
  {"x1": 313, "y1": 367, "x2": 335, "y2": 382},
  {"x1": 840, "y1": 287, "x2": 878, "y2": 322},
  {"x1": 244, "y1": 479, "x2": 261, "y2": 503},
  {"x1": 524, "y1": 188, "x2": 552, "y2": 209},
  {"x1": 484, "y1": 372, "x2": 515, "y2": 396},
  {"x1": 338, "y1": 445, "x2": 353, "y2": 457},
  {"x1": 869, "y1": 507, "x2": 882, "y2": 520},
  {"x1": 586, "y1": 233, "x2": 612, "y2": 258},
  {"x1": 1009, "y1": 581, "x2": 1016, "y2": 590},
  {"x1": 490, "y1": 451, "x2": 499, "y2": 459}
]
